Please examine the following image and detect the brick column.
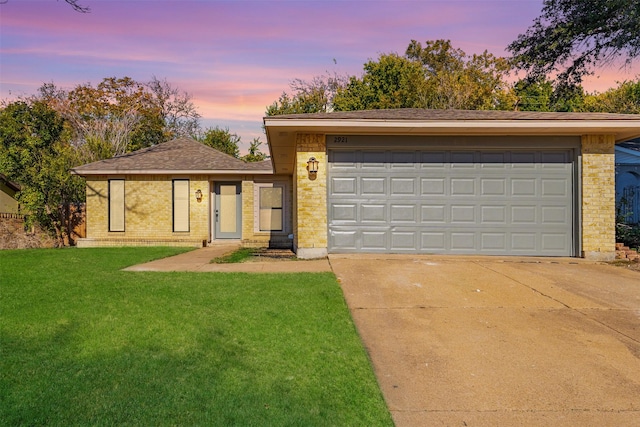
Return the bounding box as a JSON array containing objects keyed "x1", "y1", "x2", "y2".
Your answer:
[
  {"x1": 294, "y1": 133, "x2": 327, "y2": 259},
  {"x1": 581, "y1": 135, "x2": 615, "y2": 261}
]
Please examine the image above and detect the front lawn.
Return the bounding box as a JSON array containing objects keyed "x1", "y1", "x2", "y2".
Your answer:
[{"x1": 0, "y1": 248, "x2": 392, "y2": 426}]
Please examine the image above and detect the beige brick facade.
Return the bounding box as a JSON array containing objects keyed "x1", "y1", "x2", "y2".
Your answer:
[
  {"x1": 80, "y1": 174, "x2": 293, "y2": 249},
  {"x1": 79, "y1": 175, "x2": 210, "y2": 247},
  {"x1": 241, "y1": 177, "x2": 293, "y2": 248},
  {"x1": 294, "y1": 134, "x2": 327, "y2": 258},
  {"x1": 581, "y1": 135, "x2": 616, "y2": 260}
]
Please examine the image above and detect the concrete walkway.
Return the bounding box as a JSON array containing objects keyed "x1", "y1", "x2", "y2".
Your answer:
[
  {"x1": 123, "y1": 243, "x2": 332, "y2": 273},
  {"x1": 329, "y1": 254, "x2": 640, "y2": 427}
]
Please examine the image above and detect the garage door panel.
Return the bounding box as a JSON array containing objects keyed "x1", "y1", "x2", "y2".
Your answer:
[
  {"x1": 390, "y1": 204, "x2": 418, "y2": 222},
  {"x1": 481, "y1": 179, "x2": 506, "y2": 195},
  {"x1": 421, "y1": 205, "x2": 446, "y2": 222},
  {"x1": 390, "y1": 178, "x2": 416, "y2": 195},
  {"x1": 542, "y1": 233, "x2": 569, "y2": 251},
  {"x1": 421, "y1": 178, "x2": 446, "y2": 195},
  {"x1": 481, "y1": 233, "x2": 507, "y2": 251},
  {"x1": 451, "y1": 178, "x2": 475, "y2": 195},
  {"x1": 362, "y1": 231, "x2": 387, "y2": 250},
  {"x1": 511, "y1": 205, "x2": 537, "y2": 223},
  {"x1": 361, "y1": 177, "x2": 386, "y2": 195},
  {"x1": 511, "y1": 179, "x2": 537, "y2": 196},
  {"x1": 331, "y1": 177, "x2": 357, "y2": 195},
  {"x1": 332, "y1": 230, "x2": 357, "y2": 249},
  {"x1": 328, "y1": 146, "x2": 575, "y2": 256},
  {"x1": 451, "y1": 205, "x2": 476, "y2": 223},
  {"x1": 332, "y1": 204, "x2": 357, "y2": 222},
  {"x1": 361, "y1": 204, "x2": 387, "y2": 222},
  {"x1": 542, "y1": 178, "x2": 569, "y2": 196},
  {"x1": 391, "y1": 231, "x2": 417, "y2": 250},
  {"x1": 451, "y1": 233, "x2": 475, "y2": 250},
  {"x1": 421, "y1": 232, "x2": 446, "y2": 250},
  {"x1": 481, "y1": 206, "x2": 507, "y2": 224},
  {"x1": 541, "y1": 205, "x2": 569, "y2": 223}
]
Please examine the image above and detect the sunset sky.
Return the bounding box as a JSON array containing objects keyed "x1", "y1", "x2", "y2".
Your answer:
[{"x1": 1, "y1": 0, "x2": 638, "y2": 152}]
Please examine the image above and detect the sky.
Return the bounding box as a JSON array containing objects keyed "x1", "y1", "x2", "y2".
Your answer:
[{"x1": 1, "y1": 0, "x2": 639, "y2": 152}]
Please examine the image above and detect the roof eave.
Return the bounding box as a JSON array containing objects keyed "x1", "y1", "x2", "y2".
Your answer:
[
  {"x1": 263, "y1": 118, "x2": 640, "y2": 140},
  {"x1": 71, "y1": 169, "x2": 273, "y2": 176}
]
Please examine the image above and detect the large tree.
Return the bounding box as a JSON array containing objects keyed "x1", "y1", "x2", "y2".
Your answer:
[
  {"x1": 272, "y1": 40, "x2": 516, "y2": 114},
  {"x1": 404, "y1": 39, "x2": 514, "y2": 110},
  {"x1": 0, "y1": 101, "x2": 85, "y2": 246},
  {"x1": 37, "y1": 77, "x2": 201, "y2": 161},
  {"x1": 508, "y1": 0, "x2": 640, "y2": 85},
  {"x1": 332, "y1": 53, "x2": 425, "y2": 111}
]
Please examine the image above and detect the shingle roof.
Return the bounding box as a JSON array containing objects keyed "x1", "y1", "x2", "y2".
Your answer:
[
  {"x1": 265, "y1": 108, "x2": 640, "y2": 121},
  {"x1": 0, "y1": 174, "x2": 21, "y2": 192},
  {"x1": 72, "y1": 137, "x2": 272, "y2": 175}
]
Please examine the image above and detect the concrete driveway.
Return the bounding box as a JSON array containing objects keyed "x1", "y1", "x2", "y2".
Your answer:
[{"x1": 329, "y1": 255, "x2": 640, "y2": 426}]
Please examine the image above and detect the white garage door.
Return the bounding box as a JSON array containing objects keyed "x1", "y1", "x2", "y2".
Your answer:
[{"x1": 327, "y1": 136, "x2": 578, "y2": 256}]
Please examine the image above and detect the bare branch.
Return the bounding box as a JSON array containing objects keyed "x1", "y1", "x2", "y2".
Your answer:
[{"x1": 63, "y1": 0, "x2": 90, "y2": 13}]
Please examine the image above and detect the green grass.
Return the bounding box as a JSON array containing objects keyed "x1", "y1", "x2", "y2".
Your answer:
[
  {"x1": 0, "y1": 247, "x2": 392, "y2": 426},
  {"x1": 210, "y1": 247, "x2": 256, "y2": 263}
]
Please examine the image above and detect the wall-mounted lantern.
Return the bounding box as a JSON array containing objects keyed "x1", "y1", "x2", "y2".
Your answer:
[
  {"x1": 195, "y1": 189, "x2": 203, "y2": 203},
  {"x1": 306, "y1": 157, "x2": 319, "y2": 179}
]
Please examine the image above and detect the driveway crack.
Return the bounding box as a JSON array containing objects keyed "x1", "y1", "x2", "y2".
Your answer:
[{"x1": 474, "y1": 262, "x2": 640, "y2": 345}]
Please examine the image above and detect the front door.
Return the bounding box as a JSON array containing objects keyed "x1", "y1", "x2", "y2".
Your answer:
[{"x1": 214, "y1": 182, "x2": 242, "y2": 239}]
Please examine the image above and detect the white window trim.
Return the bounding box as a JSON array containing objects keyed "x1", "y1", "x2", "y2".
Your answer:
[{"x1": 254, "y1": 182, "x2": 287, "y2": 234}]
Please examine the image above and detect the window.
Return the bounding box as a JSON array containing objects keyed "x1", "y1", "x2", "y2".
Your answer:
[
  {"x1": 173, "y1": 179, "x2": 190, "y2": 232},
  {"x1": 109, "y1": 179, "x2": 125, "y2": 232},
  {"x1": 258, "y1": 185, "x2": 284, "y2": 232}
]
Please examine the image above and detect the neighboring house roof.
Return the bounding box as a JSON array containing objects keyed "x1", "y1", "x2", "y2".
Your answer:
[
  {"x1": 264, "y1": 108, "x2": 640, "y2": 174},
  {"x1": 0, "y1": 174, "x2": 21, "y2": 192},
  {"x1": 72, "y1": 137, "x2": 273, "y2": 175},
  {"x1": 616, "y1": 138, "x2": 640, "y2": 165}
]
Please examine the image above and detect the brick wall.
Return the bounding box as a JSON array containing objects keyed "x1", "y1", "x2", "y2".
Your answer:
[
  {"x1": 79, "y1": 175, "x2": 209, "y2": 247},
  {"x1": 294, "y1": 134, "x2": 327, "y2": 258},
  {"x1": 80, "y1": 174, "x2": 293, "y2": 248},
  {"x1": 581, "y1": 135, "x2": 616, "y2": 260}
]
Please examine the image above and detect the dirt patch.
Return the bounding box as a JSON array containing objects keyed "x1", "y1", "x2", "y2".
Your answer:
[
  {"x1": 0, "y1": 217, "x2": 56, "y2": 249},
  {"x1": 246, "y1": 248, "x2": 297, "y2": 261},
  {"x1": 609, "y1": 260, "x2": 640, "y2": 273}
]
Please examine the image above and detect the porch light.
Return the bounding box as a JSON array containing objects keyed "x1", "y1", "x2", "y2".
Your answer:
[
  {"x1": 195, "y1": 189, "x2": 203, "y2": 202},
  {"x1": 306, "y1": 157, "x2": 319, "y2": 177}
]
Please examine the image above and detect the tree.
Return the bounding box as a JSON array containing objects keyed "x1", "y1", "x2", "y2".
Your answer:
[
  {"x1": 0, "y1": 101, "x2": 85, "y2": 246},
  {"x1": 405, "y1": 39, "x2": 514, "y2": 110},
  {"x1": 328, "y1": 40, "x2": 514, "y2": 112},
  {"x1": 582, "y1": 78, "x2": 640, "y2": 113},
  {"x1": 508, "y1": 0, "x2": 640, "y2": 85},
  {"x1": 146, "y1": 76, "x2": 201, "y2": 139},
  {"x1": 266, "y1": 72, "x2": 349, "y2": 116},
  {"x1": 513, "y1": 77, "x2": 585, "y2": 112},
  {"x1": 199, "y1": 126, "x2": 240, "y2": 158},
  {"x1": 35, "y1": 77, "x2": 201, "y2": 161},
  {"x1": 242, "y1": 138, "x2": 269, "y2": 162},
  {"x1": 333, "y1": 53, "x2": 425, "y2": 110}
]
